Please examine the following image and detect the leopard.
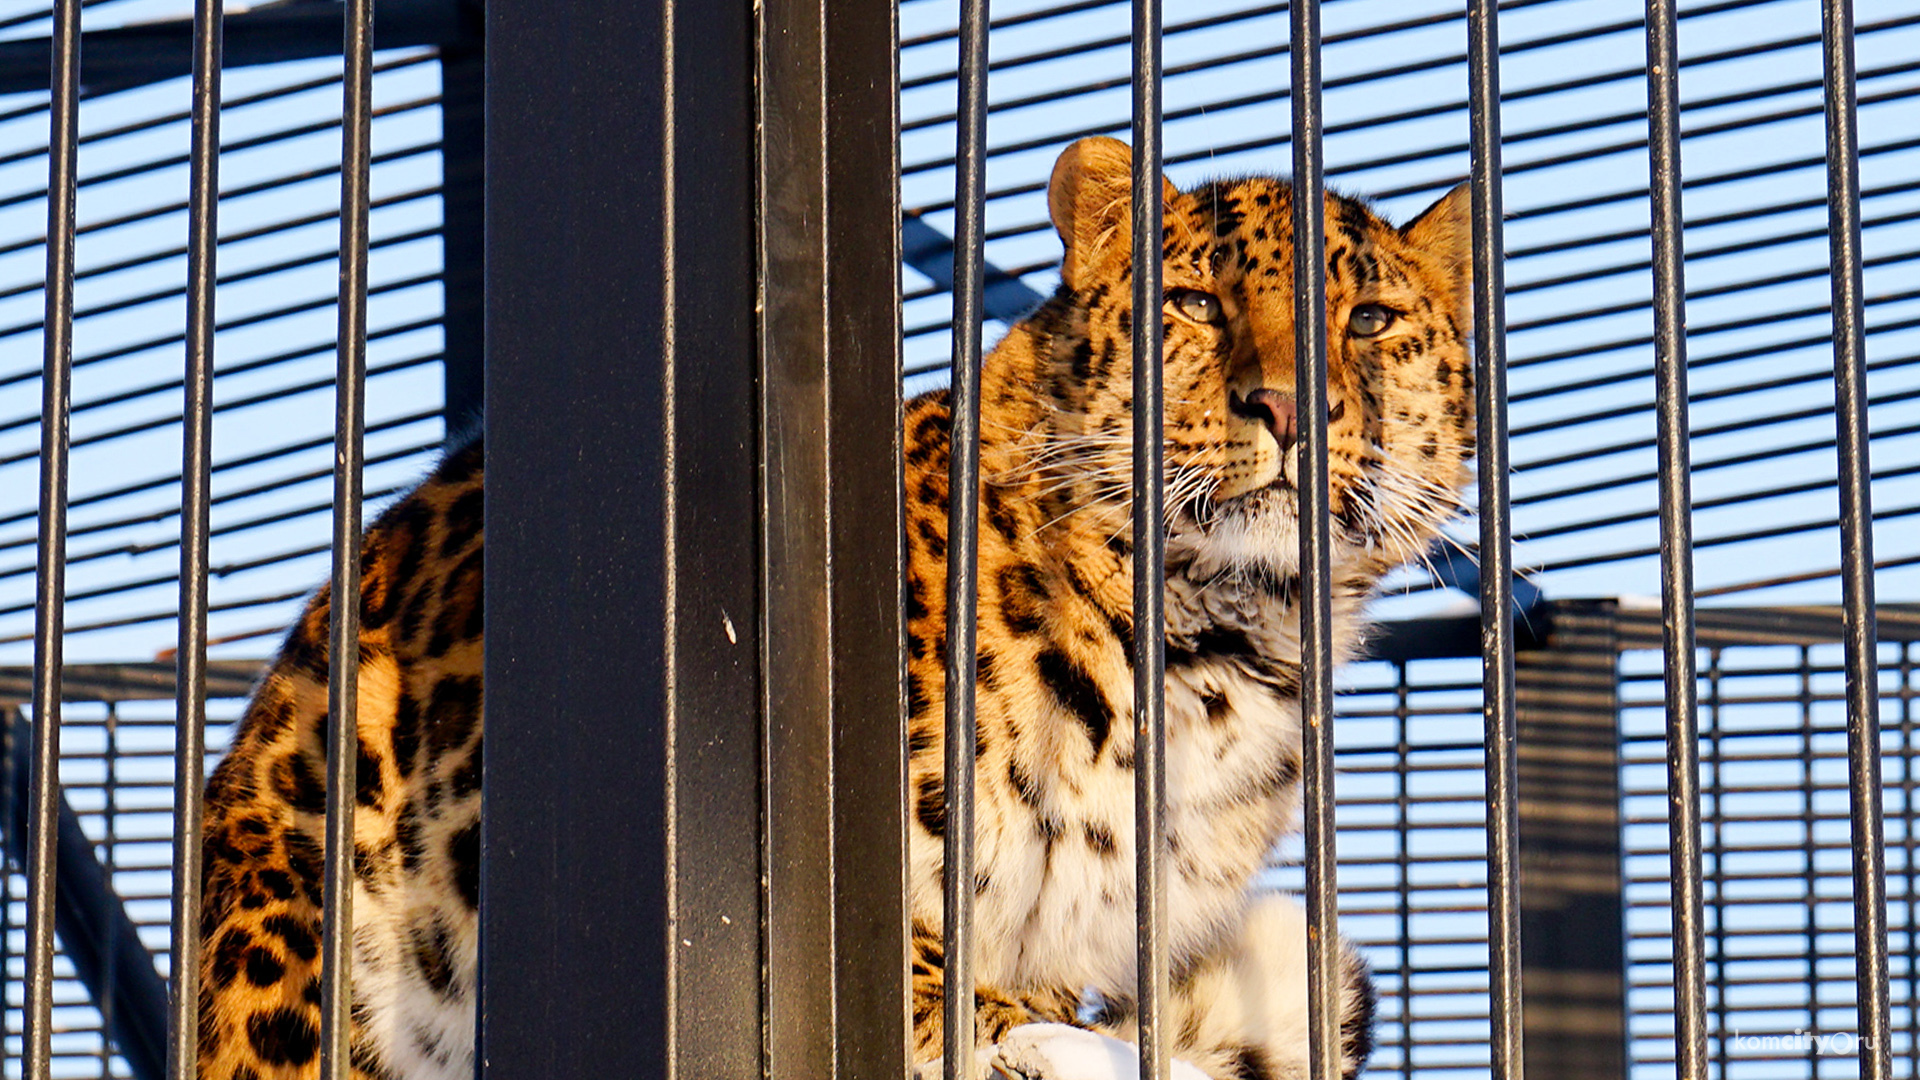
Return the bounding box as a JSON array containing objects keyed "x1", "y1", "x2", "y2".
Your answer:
[
  {"x1": 895, "y1": 137, "x2": 1474, "y2": 1079},
  {"x1": 192, "y1": 134, "x2": 1474, "y2": 1080}
]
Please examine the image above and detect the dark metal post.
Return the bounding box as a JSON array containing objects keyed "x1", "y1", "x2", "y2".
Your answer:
[
  {"x1": 26, "y1": 1, "x2": 81, "y2": 1076},
  {"x1": 755, "y1": 0, "x2": 908, "y2": 1074},
  {"x1": 482, "y1": 0, "x2": 761, "y2": 1073},
  {"x1": 438, "y1": 28, "x2": 483, "y2": 435},
  {"x1": 1515, "y1": 603, "x2": 1627, "y2": 1080},
  {"x1": 1819, "y1": 3, "x2": 1891, "y2": 1077},
  {"x1": 1464, "y1": 4, "x2": 1523, "y2": 1078},
  {"x1": 169, "y1": 0, "x2": 221, "y2": 1074},
  {"x1": 1642, "y1": 5, "x2": 1706, "y2": 1078},
  {"x1": 1129, "y1": 1, "x2": 1168, "y2": 1078},
  {"x1": 1288, "y1": 4, "x2": 1340, "y2": 1079},
  {"x1": 943, "y1": 0, "x2": 990, "y2": 1076}
]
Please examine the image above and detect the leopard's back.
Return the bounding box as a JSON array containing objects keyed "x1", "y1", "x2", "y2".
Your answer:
[{"x1": 198, "y1": 439, "x2": 483, "y2": 1080}]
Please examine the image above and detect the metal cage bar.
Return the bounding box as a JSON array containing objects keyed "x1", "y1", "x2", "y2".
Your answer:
[
  {"x1": 942, "y1": 0, "x2": 990, "y2": 1075},
  {"x1": 1287, "y1": 3, "x2": 1341, "y2": 1078},
  {"x1": 167, "y1": 0, "x2": 222, "y2": 1074},
  {"x1": 1464, "y1": 4, "x2": 1522, "y2": 1078},
  {"x1": 26, "y1": 0, "x2": 82, "y2": 1076},
  {"x1": 1129, "y1": 0, "x2": 1169, "y2": 1076},
  {"x1": 1642, "y1": 3, "x2": 1707, "y2": 1077},
  {"x1": 319, "y1": 0, "x2": 374, "y2": 1073},
  {"x1": 1820, "y1": 2, "x2": 1892, "y2": 1078}
]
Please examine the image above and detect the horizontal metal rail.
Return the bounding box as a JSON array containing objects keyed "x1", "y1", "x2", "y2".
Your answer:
[{"x1": 0, "y1": 0, "x2": 472, "y2": 94}]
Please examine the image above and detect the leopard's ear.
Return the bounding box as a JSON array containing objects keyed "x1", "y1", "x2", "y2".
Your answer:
[
  {"x1": 1048, "y1": 137, "x2": 1180, "y2": 290},
  {"x1": 1401, "y1": 181, "x2": 1473, "y2": 325},
  {"x1": 1401, "y1": 182, "x2": 1471, "y2": 279}
]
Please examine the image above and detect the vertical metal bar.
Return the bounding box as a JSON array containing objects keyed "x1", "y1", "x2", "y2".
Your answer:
[
  {"x1": 320, "y1": 0, "x2": 373, "y2": 1073},
  {"x1": 1464, "y1": 4, "x2": 1521, "y2": 1078},
  {"x1": 1, "y1": 715, "x2": 12, "y2": 1076},
  {"x1": 1288, "y1": 4, "x2": 1339, "y2": 1079},
  {"x1": 1902, "y1": 644, "x2": 1917, "y2": 1080},
  {"x1": 1393, "y1": 667, "x2": 1413, "y2": 1080},
  {"x1": 1799, "y1": 646, "x2": 1819, "y2": 1074},
  {"x1": 756, "y1": 0, "x2": 908, "y2": 1071},
  {"x1": 1642, "y1": 4, "x2": 1705, "y2": 1078},
  {"x1": 943, "y1": 0, "x2": 989, "y2": 1074},
  {"x1": 1820, "y1": 4, "x2": 1891, "y2": 1077},
  {"x1": 1130, "y1": 0, "x2": 1167, "y2": 1077},
  {"x1": 26, "y1": 0, "x2": 81, "y2": 1075},
  {"x1": 821, "y1": 0, "x2": 910, "y2": 1063},
  {"x1": 100, "y1": 703, "x2": 120, "y2": 1080},
  {"x1": 1708, "y1": 653, "x2": 1729, "y2": 1080},
  {"x1": 169, "y1": 0, "x2": 220, "y2": 1073}
]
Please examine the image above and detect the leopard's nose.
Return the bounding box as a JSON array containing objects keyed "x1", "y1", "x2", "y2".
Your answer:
[{"x1": 1231, "y1": 388, "x2": 1300, "y2": 455}]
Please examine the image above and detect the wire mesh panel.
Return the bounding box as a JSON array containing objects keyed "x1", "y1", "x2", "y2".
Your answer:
[
  {"x1": 1621, "y1": 635, "x2": 1920, "y2": 1080},
  {"x1": 0, "y1": 686, "x2": 249, "y2": 1079},
  {"x1": 0, "y1": 2, "x2": 465, "y2": 1074},
  {"x1": 901, "y1": 3, "x2": 1910, "y2": 1074},
  {"x1": 897, "y1": 0, "x2": 1920, "y2": 608},
  {"x1": 0, "y1": 15, "x2": 454, "y2": 669},
  {"x1": 1273, "y1": 658, "x2": 1497, "y2": 1080}
]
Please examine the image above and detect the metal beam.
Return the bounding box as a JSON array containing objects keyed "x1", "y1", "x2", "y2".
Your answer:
[
  {"x1": 901, "y1": 212, "x2": 1045, "y2": 323},
  {"x1": 481, "y1": 0, "x2": 761, "y2": 1074},
  {"x1": 756, "y1": 0, "x2": 908, "y2": 1073},
  {"x1": 438, "y1": 35, "x2": 484, "y2": 435},
  {"x1": 0, "y1": 0, "x2": 478, "y2": 96},
  {"x1": 1513, "y1": 604, "x2": 1626, "y2": 1080}
]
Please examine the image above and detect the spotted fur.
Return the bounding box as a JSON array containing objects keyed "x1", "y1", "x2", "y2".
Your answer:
[
  {"x1": 195, "y1": 135, "x2": 1473, "y2": 1080},
  {"x1": 901, "y1": 137, "x2": 1473, "y2": 1076},
  {"x1": 198, "y1": 440, "x2": 481, "y2": 1080}
]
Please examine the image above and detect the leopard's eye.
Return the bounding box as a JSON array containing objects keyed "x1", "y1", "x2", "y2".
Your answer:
[
  {"x1": 1347, "y1": 303, "x2": 1398, "y2": 337},
  {"x1": 1167, "y1": 288, "x2": 1225, "y2": 325}
]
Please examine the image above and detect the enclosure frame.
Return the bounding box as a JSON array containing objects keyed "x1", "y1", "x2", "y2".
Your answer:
[{"x1": 0, "y1": 0, "x2": 1901, "y2": 1078}]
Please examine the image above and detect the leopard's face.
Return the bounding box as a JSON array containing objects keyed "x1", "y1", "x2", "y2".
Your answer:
[{"x1": 1038, "y1": 137, "x2": 1475, "y2": 579}]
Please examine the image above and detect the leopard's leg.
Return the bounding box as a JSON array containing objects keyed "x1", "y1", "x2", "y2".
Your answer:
[
  {"x1": 1094, "y1": 892, "x2": 1376, "y2": 1080},
  {"x1": 910, "y1": 919, "x2": 1083, "y2": 1067},
  {"x1": 197, "y1": 809, "x2": 333, "y2": 1080}
]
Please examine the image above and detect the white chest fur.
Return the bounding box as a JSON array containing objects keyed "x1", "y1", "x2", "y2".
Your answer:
[{"x1": 960, "y1": 660, "x2": 1304, "y2": 998}]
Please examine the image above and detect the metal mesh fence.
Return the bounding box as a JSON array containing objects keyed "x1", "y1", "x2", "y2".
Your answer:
[
  {"x1": 9, "y1": 634, "x2": 1916, "y2": 1079},
  {"x1": 0, "y1": 17, "x2": 450, "y2": 669},
  {"x1": 0, "y1": 692, "x2": 242, "y2": 1078},
  {"x1": 897, "y1": 0, "x2": 1920, "y2": 607},
  {"x1": 0, "y1": 2, "x2": 457, "y2": 1072},
  {"x1": 0, "y1": 1, "x2": 1911, "y2": 1077},
  {"x1": 1621, "y1": 638, "x2": 1920, "y2": 1079},
  {"x1": 1279, "y1": 657, "x2": 1497, "y2": 1079}
]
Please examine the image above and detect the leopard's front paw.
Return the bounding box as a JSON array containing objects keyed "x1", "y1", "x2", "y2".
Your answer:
[{"x1": 983, "y1": 1024, "x2": 1210, "y2": 1080}]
